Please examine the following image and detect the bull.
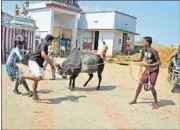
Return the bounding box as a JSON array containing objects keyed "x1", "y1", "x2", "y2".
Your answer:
[{"x1": 58, "y1": 48, "x2": 105, "y2": 91}]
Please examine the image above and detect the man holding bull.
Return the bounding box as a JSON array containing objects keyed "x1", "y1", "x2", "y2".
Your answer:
[
  {"x1": 19, "y1": 34, "x2": 58, "y2": 100},
  {"x1": 129, "y1": 36, "x2": 162, "y2": 109}
]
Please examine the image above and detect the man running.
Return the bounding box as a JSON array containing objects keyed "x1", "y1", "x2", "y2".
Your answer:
[
  {"x1": 19, "y1": 34, "x2": 58, "y2": 100},
  {"x1": 129, "y1": 36, "x2": 162, "y2": 109}
]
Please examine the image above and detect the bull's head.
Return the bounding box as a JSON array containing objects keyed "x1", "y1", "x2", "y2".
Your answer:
[{"x1": 57, "y1": 64, "x2": 72, "y2": 79}]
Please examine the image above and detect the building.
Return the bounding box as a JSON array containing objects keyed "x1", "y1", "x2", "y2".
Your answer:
[
  {"x1": 28, "y1": 1, "x2": 82, "y2": 54},
  {"x1": 29, "y1": 1, "x2": 139, "y2": 56},
  {"x1": 1, "y1": 12, "x2": 14, "y2": 23},
  {"x1": 78, "y1": 11, "x2": 139, "y2": 55},
  {"x1": 1, "y1": 11, "x2": 37, "y2": 61}
]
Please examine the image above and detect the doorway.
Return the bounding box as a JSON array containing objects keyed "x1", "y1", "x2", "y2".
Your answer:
[
  {"x1": 94, "y1": 31, "x2": 99, "y2": 50},
  {"x1": 122, "y1": 33, "x2": 128, "y2": 53}
]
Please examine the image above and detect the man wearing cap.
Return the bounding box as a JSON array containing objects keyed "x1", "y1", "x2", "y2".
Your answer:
[{"x1": 6, "y1": 34, "x2": 33, "y2": 96}]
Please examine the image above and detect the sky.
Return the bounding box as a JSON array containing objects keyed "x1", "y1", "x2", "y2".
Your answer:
[{"x1": 2, "y1": 1, "x2": 180, "y2": 46}]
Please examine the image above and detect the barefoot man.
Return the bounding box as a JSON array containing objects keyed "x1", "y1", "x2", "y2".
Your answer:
[
  {"x1": 20, "y1": 34, "x2": 58, "y2": 100},
  {"x1": 129, "y1": 36, "x2": 162, "y2": 109}
]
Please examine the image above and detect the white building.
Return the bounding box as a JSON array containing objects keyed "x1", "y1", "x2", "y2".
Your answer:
[
  {"x1": 29, "y1": 1, "x2": 139, "y2": 56},
  {"x1": 29, "y1": 1, "x2": 82, "y2": 50},
  {"x1": 78, "y1": 11, "x2": 139, "y2": 55}
]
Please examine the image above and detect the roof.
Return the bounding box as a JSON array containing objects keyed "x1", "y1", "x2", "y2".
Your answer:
[
  {"x1": 81, "y1": 10, "x2": 137, "y2": 19},
  {"x1": 78, "y1": 28, "x2": 139, "y2": 35},
  {"x1": 1, "y1": 11, "x2": 13, "y2": 18}
]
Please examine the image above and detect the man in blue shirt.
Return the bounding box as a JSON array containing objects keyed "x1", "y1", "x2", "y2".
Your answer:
[{"x1": 60, "y1": 35, "x2": 66, "y2": 57}]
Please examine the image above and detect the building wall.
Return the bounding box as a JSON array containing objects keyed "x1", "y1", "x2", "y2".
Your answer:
[
  {"x1": 98, "y1": 31, "x2": 114, "y2": 56},
  {"x1": 113, "y1": 31, "x2": 123, "y2": 54},
  {"x1": 114, "y1": 12, "x2": 136, "y2": 33},
  {"x1": 29, "y1": 8, "x2": 52, "y2": 34},
  {"x1": 113, "y1": 31, "x2": 135, "y2": 54},
  {"x1": 77, "y1": 30, "x2": 93, "y2": 49},
  {"x1": 78, "y1": 12, "x2": 115, "y2": 29},
  {"x1": 54, "y1": 13, "x2": 74, "y2": 29}
]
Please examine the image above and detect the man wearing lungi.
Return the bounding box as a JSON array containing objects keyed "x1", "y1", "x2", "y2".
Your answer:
[
  {"x1": 129, "y1": 36, "x2": 162, "y2": 109},
  {"x1": 6, "y1": 35, "x2": 32, "y2": 96}
]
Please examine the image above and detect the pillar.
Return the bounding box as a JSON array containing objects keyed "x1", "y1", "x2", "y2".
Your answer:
[
  {"x1": 71, "y1": 15, "x2": 78, "y2": 50},
  {"x1": 50, "y1": 9, "x2": 54, "y2": 35}
]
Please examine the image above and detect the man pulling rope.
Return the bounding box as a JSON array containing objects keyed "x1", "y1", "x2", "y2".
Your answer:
[{"x1": 129, "y1": 36, "x2": 162, "y2": 109}]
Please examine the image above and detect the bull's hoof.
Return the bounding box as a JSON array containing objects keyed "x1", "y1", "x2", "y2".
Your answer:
[
  {"x1": 83, "y1": 84, "x2": 87, "y2": 87},
  {"x1": 96, "y1": 87, "x2": 100, "y2": 90}
]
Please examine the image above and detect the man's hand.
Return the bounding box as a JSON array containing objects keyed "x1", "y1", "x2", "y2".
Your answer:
[
  {"x1": 133, "y1": 59, "x2": 141, "y2": 62},
  {"x1": 140, "y1": 61, "x2": 150, "y2": 67},
  {"x1": 52, "y1": 62, "x2": 58, "y2": 67}
]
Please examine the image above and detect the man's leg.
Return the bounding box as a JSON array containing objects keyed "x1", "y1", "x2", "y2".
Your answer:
[
  {"x1": 14, "y1": 78, "x2": 22, "y2": 94},
  {"x1": 43, "y1": 61, "x2": 48, "y2": 70},
  {"x1": 151, "y1": 86, "x2": 159, "y2": 109},
  {"x1": 129, "y1": 82, "x2": 143, "y2": 104},
  {"x1": 129, "y1": 69, "x2": 147, "y2": 104},
  {"x1": 22, "y1": 80, "x2": 33, "y2": 97},
  {"x1": 51, "y1": 66, "x2": 56, "y2": 80},
  {"x1": 20, "y1": 75, "x2": 41, "y2": 100},
  {"x1": 48, "y1": 54, "x2": 56, "y2": 80},
  {"x1": 150, "y1": 71, "x2": 159, "y2": 109},
  {"x1": 21, "y1": 60, "x2": 44, "y2": 100}
]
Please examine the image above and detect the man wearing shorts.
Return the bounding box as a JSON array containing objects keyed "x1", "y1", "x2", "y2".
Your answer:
[
  {"x1": 20, "y1": 34, "x2": 58, "y2": 100},
  {"x1": 129, "y1": 36, "x2": 162, "y2": 109}
]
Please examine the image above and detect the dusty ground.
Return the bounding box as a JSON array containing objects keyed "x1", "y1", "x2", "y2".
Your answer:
[{"x1": 2, "y1": 58, "x2": 180, "y2": 129}]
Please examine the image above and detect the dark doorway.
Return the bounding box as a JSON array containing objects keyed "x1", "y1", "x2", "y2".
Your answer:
[
  {"x1": 94, "y1": 31, "x2": 99, "y2": 50},
  {"x1": 122, "y1": 33, "x2": 128, "y2": 53}
]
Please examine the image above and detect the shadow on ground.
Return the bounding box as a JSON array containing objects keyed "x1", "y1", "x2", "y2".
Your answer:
[
  {"x1": 37, "y1": 95, "x2": 87, "y2": 104},
  {"x1": 75, "y1": 85, "x2": 116, "y2": 92},
  {"x1": 118, "y1": 63, "x2": 129, "y2": 66},
  {"x1": 43, "y1": 78, "x2": 69, "y2": 81},
  {"x1": 38, "y1": 89, "x2": 54, "y2": 94},
  {"x1": 140, "y1": 98, "x2": 175, "y2": 108}
]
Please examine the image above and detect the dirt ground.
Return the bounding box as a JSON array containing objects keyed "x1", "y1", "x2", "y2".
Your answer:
[{"x1": 2, "y1": 58, "x2": 180, "y2": 129}]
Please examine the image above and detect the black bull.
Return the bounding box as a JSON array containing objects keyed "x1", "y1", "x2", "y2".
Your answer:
[{"x1": 58, "y1": 48, "x2": 105, "y2": 90}]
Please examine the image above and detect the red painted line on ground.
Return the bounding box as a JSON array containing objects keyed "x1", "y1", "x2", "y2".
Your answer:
[
  {"x1": 89, "y1": 92, "x2": 134, "y2": 129},
  {"x1": 32, "y1": 82, "x2": 53, "y2": 129}
]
